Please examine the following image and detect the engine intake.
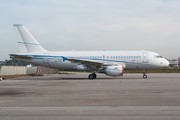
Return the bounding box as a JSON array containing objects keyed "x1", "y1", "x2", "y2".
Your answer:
[{"x1": 105, "y1": 65, "x2": 124, "y2": 76}]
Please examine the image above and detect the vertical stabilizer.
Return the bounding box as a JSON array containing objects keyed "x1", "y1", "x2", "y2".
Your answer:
[{"x1": 14, "y1": 24, "x2": 46, "y2": 53}]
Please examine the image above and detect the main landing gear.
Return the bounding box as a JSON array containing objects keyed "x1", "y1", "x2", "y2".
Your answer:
[
  {"x1": 88, "y1": 73, "x2": 97, "y2": 79},
  {"x1": 143, "y1": 69, "x2": 147, "y2": 79}
]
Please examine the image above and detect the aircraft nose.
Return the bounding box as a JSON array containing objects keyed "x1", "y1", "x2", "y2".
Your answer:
[{"x1": 164, "y1": 59, "x2": 169, "y2": 67}]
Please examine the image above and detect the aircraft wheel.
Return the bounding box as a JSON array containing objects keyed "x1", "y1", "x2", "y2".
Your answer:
[
  {"x1": 143, "y1": 75, "x2": 147, "y2": 79},
  {"x1": 89, "y1": 74, "x2": 94, "y2": 79},
  {"x1": 93, "y1": 73, "x2": 97, "y2": 79}
]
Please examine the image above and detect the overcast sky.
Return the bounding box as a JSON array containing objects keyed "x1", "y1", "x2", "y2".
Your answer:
[{"x1": 0, "y1": 0, "x2": 180, "y2": 60}]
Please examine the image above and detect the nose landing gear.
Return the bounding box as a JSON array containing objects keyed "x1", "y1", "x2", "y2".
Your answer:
[
  {"x1": 88, "y1": 73, "x2": 97, "y2": 79},
  {"x1": 143, "y1": 70, "x2": 147, "y2": 79}
]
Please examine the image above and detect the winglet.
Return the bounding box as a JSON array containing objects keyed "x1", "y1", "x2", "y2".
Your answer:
[{"x1": 61, "y1": 56, "x2": 67, "y2": 62}]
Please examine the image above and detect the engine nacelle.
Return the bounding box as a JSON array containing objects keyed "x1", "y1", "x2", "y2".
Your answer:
[{"x1": 105, "y1": 65, "x2": 124, "y2": 76}]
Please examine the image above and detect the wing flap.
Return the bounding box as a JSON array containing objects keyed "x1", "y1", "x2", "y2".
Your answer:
[{"x1": 66, "y1": 58, "x2": 104, "y2": 66}]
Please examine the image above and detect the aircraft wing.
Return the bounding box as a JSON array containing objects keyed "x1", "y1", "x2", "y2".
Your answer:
[
  {"x1": 66, "y1": 58, "x2": 104, "y2": 66},
  {"x1": 61, "y1": 56, "x2": 126, "y2": 69},
  {"x1": 10, "y1": 54, "x2": 34, "y2": 59}
]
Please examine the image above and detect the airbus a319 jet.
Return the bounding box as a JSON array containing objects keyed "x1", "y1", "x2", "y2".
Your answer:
[{"x1": 10, "y1": 24, "x2": 169, "y2": 79}]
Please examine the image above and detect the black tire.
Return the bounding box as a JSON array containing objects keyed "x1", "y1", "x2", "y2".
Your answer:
[
  {"x1": 89, "y1": 74, "x2": 94, "y2": 79},
  {"x1": 143, "y1": 75, "x2": 147, "y2": 79},
  {"x1": 93, "y1": 73, "x2": 97, "y2": 79}
]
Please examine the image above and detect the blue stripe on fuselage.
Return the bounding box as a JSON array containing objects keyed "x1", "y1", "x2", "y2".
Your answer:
[{"x1": 19, "y1": 54, "x2": 151, "y2": 66}]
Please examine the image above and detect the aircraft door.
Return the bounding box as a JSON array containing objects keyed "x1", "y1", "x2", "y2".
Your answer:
[
  {"x1": 43, "y1": 53, "x2": 49, "y2": 64},
  {"x1": 142, "y1": 52, "x2": 148, "y2": 63}
]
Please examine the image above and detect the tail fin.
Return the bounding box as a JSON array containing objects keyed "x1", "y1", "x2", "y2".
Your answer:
[{"x1": 13, "y1": 24, "x2": 46, "y2": 53}]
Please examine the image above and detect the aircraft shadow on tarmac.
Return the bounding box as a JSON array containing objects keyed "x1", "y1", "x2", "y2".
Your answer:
[{"x1": 12, "y1": 76, "x2": 142, "y2": 80}]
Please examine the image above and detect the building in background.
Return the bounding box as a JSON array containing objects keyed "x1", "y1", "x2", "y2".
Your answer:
[
  {"x1": 1, "y1": 59, "x2": 35, "y2": 66},
  {"x1": 0, "y1": 61, "x2": 5, "y2": 65},
  {"x1": 168, "y1": 59, "x2": 179, "y2": 67}
]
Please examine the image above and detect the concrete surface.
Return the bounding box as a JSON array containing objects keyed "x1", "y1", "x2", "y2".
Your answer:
[{"x1": 0, "y1": 73, "x2": 180, "y2": 120}]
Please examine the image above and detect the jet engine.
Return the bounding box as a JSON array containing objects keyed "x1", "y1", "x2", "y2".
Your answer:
[{"x1": 100, "y1": 65, "x2": 124, "y2": 76}]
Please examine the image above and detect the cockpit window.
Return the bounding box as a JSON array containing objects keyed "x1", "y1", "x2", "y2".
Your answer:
[{"x1": 154, "y1": 55, "x2": 163, "y2": 58}]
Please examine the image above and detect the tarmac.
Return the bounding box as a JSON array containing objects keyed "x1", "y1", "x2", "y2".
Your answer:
[{"x1": 0, "y1": 73, "x2": 180, "y2": 120}]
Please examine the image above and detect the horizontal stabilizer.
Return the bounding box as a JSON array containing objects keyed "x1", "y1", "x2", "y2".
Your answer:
[{"x1": 10, "y1": 54, "x2": 34, "y2": 59}]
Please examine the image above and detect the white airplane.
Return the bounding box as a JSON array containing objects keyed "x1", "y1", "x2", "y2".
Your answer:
[{"x1": 10, "y1": 24, "x2": 169, "y2": 79}]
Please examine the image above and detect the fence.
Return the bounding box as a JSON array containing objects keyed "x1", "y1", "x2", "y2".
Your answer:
[
  {"x1": 0, "y1": 66, "x2": 37, "y2": 75},
  {"x1": 0, "y1": 66, "x2": 58, "y2": 76},
  {"x1": 36, "y1": 66, "x2": 58, "y2": 75}
]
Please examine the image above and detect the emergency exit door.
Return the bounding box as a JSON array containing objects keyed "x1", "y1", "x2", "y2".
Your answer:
[{"x1": 142, "y1": 52, "x2": 148, "y2": 63}]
